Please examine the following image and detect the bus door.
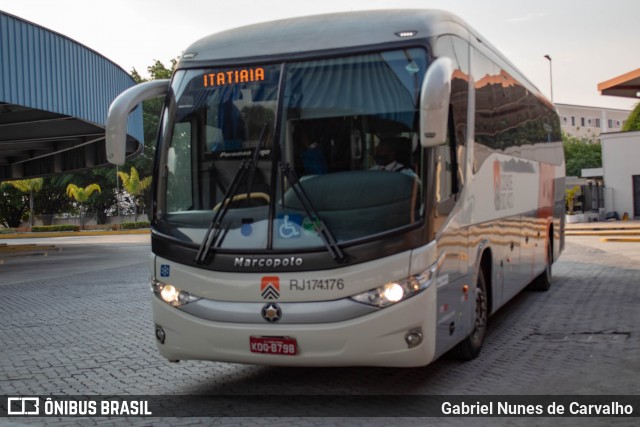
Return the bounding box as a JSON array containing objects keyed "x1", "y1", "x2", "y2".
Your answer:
[{"x1": 432, "y1": 118, "x2": 469, "y2": 353}]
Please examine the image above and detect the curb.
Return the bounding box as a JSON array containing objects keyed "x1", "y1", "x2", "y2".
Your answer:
[
  {"x1": 0, "y1": 229, "x2": 150, "y2": 239},
  {"x1": 566, "y1": 230, "x2": 640, "y2": 237},
  {"x1": 599, "y1": 237, "x2": 640, "y2": 243}
]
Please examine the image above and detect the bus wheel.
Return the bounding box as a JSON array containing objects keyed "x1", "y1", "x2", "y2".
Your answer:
[
  {"x1": 452, "y1": 267, "x2": 488, "y2": 361},
  {"x1": 529, "y1": 237, "x2": 552, "y2": 292}
]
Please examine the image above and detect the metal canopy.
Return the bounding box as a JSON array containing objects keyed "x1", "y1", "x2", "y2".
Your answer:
[
  {"x1": 0, "y1": 11, "x2": 143, "y2": 181},
  {"x1": 598, "y1": 68, "x2": 640, "y2": 99},
  {"x1": 0, "y1": 103, "x2": 109, "y2": 178}
]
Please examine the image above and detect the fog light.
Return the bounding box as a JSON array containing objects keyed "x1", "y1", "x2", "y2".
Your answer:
[
  {"x1": 155, "y1": 325, "x2": 166, "y2": 344},
  {"x1": 405, "y1": 328, "x2": 423, "y2": 348}
]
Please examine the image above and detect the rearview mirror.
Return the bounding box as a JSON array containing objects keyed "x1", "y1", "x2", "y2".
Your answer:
[
  {"x1": 106, "y1": 79, "x2": 170, "y2": 165},
  {"x1": 420, "y1": 57, "x2": 453, "y2": 147}
]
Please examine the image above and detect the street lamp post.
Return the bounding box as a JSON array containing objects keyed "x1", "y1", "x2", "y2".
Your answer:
[{"x1": 544, "y1": 54, "x2": 553, "y2": 103}]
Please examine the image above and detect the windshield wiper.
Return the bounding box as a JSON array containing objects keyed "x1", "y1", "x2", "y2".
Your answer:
[
  {"x1": 280, "y1": 163, "x2": 347, "y2": 263},
  {"x1": 195, "y1": 124, "x2": 269, "y2": 264}
]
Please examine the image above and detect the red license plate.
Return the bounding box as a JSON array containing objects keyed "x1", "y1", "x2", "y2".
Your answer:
[{"x1": 250, "y1": 336, "x2": 298, "y2": 355}]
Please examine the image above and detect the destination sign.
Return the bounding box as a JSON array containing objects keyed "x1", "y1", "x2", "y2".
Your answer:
[{"x1": 203, "y1": 67, "x2": 266, "y2": 87}]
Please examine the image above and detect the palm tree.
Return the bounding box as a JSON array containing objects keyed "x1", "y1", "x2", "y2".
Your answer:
[
  {"x1": 565, "y1": 185, "x2": 580, "y2": 215},
  {"x1": 66, "y1": 183, "x2": 101, "y2": 229},
  {"x1": 117, "y1": 166, "x2": 152, "y2": 223},
  {"x1": 3, "y1": 178, "x2": 44, "y2": 229}
]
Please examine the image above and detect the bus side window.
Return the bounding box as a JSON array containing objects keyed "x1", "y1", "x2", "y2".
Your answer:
[{"x1": 166, "y1": 121, "x2": 194, "y2": 212}]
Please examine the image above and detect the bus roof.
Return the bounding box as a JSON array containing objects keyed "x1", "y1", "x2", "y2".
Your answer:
[
  {"x1": 176, "y1": 9, "x2": 546, "y2": 102},
  {"x1": 178, "y1": 9, "x2": 467, "y2": 67}
]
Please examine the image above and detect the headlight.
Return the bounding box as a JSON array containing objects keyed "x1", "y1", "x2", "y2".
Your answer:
[
  {"x1": 350, "y1": 263, "x2": 438, "y2": 308},
  {"x1": 152, "y1": 279, "x2": 201, "y2": 307}
]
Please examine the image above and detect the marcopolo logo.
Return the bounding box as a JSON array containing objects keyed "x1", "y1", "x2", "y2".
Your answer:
[{"x1": 234, "y1": 256, "x2": 303, "y2": 269}]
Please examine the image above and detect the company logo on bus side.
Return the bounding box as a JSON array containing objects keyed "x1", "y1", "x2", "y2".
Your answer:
[
  {"x1": 261, "y1": 276, "x2": 280, "y2": 300},
  {"x1": 234, "y1": 256, "x2": 303, "y2": 269}
]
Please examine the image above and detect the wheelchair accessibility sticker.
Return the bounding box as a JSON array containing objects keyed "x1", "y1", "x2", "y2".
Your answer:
[{"x1": 277, "y1": 214, "x2": 302, "y2": 239}]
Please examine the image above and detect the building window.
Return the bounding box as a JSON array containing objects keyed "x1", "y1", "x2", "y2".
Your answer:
[
  {"x1": 563, "y1": 117, "x2": 567, "y2": 123},
  {"x1": 596, "y1": 118, "x2": 601, "y2": 128},
  {"x1": 580, "y1": 117, "x2": 585, "y2": 127},
  {"x1": 608, "y1": 119, "x2": 614, "y2": 128},
  {"x1": 571, "y1": 116, "x2": 576, "y2": 126}
]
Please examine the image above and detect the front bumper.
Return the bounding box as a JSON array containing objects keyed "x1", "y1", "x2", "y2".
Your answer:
[{"x1": 152, "y1": 285, "x2": 437, "y2": 367}]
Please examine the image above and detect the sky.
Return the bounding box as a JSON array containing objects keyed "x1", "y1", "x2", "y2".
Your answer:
[{"x1": 1, "y1": 0, "x2": 639, "y2": 110}]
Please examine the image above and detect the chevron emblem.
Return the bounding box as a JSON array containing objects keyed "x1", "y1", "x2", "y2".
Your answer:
[{"x1": 261, "y1": 276, "x2": 280, "y2": 300}]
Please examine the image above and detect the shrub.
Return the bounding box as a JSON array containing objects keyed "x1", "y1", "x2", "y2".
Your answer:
[
  {"x1": 120, "y1": 221, "x2": 151, "y2": 230},
  {"x1": 32, "y1": 225, "x2": 80, "y2": 232},
  {"x1": 0, "y1": 228, "x2": 16, "y2": 234}
]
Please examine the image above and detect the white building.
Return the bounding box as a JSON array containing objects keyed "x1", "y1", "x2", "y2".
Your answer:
[
  {"x1": 598, "y1": 69, "x2": 640, "y2": 218},
  {"x1": 600, "y1": 131, "x2": 640, "y2": 218},
  {"x1": 555, "y1": 103, "x2": 630, "y2": 140}
]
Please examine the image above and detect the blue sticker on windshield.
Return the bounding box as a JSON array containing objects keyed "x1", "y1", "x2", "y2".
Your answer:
[
  {"x1": 241, "y1": 218, "x2": 254, "y2": 237},
  {"x1": 241, "y1": 223, "x2": 253, "y2": 236},
  {"x1": 278, "y1": 214, "x2": 302, "y2": 239}
]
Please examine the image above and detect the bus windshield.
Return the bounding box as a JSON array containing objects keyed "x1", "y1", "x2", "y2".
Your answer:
[{"x1": 157, "y1": 48, "x2": 427, "y2": 254}]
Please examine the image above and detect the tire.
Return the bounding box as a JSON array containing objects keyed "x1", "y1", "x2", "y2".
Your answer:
[
  {"x1": 529, "y1": 237, "x2": 552, "y2": 292},
  {"x1": 452, "y1": 267, "x2": 488, "y2": 361}
]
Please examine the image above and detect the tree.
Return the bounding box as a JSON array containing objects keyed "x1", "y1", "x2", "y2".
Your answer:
[
  {"x1": 562, "y1": 133, "x2": 602, "y2": 177},
  {"x1": 2, "y1": 178, "x2": 43, "y2": 228},
  {"x1": 622, "y1": 103, "x2": 640, "y2": 132},
  {"x1": 34, "y1": 175, "x2": 75, "y2": 225},
  {"x1": 0, "y1": 184, "x2": 29, "y2": 228},
  {"x1": 66, "y1": 183, "x2": 101, "y2": 229},
  {"x1": 117, "y1": 166, "x2": 152, "y2": 222},
  {"x1": 84, "y1": 167, "x2": 119, "y2": 225}
]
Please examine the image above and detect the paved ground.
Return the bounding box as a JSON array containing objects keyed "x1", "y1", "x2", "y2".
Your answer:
[
  {"x1": 0, "y1": 233, "x2": 638, "y2": 426},
  {"x1": 0, "y1": 234, "x2": 151, "y2": 286}
]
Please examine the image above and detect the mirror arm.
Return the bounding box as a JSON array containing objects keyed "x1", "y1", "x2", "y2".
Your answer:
[{"x1": 106, "y1": 79, "x2": 170, "y2": 165}]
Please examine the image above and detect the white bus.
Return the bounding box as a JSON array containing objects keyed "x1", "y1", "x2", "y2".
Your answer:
[{"x1": 106, "y1": 10, "x2": 564, "y2": 367}]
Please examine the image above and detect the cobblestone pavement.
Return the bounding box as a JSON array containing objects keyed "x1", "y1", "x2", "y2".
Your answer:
[{"x1": 0, "y1": 236, "x2": 639, "y2": 426}]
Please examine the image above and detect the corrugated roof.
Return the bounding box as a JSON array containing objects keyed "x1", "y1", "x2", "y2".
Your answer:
[{"x1": 0, "y1": 11, "x2": 143, "y2": 179}]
